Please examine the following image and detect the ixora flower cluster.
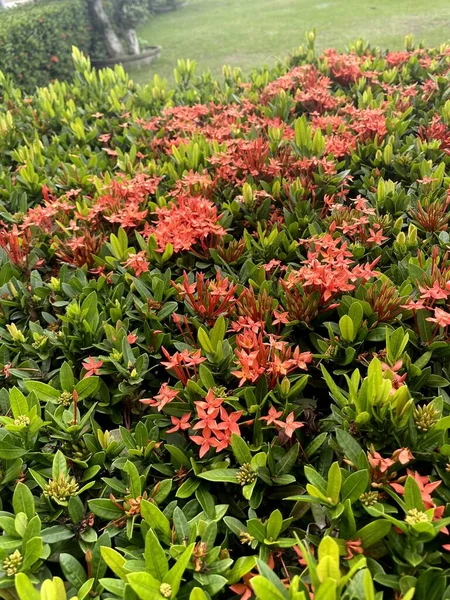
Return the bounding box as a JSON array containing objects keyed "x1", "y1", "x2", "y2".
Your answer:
[{"x1": 3, "y1": 33, "x2": 450, "y2": 600}]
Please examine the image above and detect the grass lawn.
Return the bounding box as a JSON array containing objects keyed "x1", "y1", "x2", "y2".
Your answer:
[{"x1": 131, "y1": 0, "x2": 450, "y2": 84}]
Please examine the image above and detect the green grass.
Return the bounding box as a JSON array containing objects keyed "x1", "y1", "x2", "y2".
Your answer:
[{"x1": 132, "y1": 0, "x2": 450, "y2": 84}]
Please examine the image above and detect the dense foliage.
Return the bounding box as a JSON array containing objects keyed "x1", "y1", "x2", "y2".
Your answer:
[
  {"x1": 0, "y1": 1, "x2": 92, "y2": 92},
  {"x1": 2, "y1": 33, "x2": 450, "y2": 599}
]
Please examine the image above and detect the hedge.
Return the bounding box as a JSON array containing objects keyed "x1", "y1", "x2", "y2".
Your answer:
[
  {"x1": 2, "y1": 36, "x2": 450, "y2": 598},
  {"x1": 0, "y1": 0, "x2": 93, "y2": 91}
]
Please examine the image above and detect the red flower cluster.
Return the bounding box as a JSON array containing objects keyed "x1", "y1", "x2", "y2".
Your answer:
[
  {"x1": 190, "y1": 389, "x2": 243, "y2": 457},
  {"x1": 144, "y1": 195, "x2": 225, "y2": 253},
  {"x1": 174, "y1": 271, "x2": 238, "y2": 325},
  {"x1": 232, "y1": 331, "x2": 312, "y2": 388}
]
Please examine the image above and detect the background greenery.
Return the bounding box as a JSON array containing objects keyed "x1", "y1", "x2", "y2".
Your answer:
[
  {"x1": 0, "y1": 0, "x2": 92, "y2": 91},
  {"x1": 132, "y1": 0, "x2": 450, "y2": 82}
]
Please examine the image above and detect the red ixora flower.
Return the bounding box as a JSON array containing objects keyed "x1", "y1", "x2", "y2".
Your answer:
[
  {"x1": 161, "y1": 348, "x2": 206, "y2": 386},
  {"x1": 229, "y1": 571, "x2": 257, "y2": 600},
  {"x1": 140, "y1": 383, "x2": 179, "y2": 412},
  {"x1": 144, "y1": 195, "x2": 225, "y2": 254},
  {"x1": 390, "y1": 470, "x2": 441, "y2": 509},
  {"x1": 82, "y1": 357, "x2": 103, "y2": 378},
  {"x1": 127, "y1": 333, "x2": 138, "y2": 344},
  {"x1": 260, "y1": 405, "x2": 283, "y2": 425},
  {"x1": 174, "y1": 270, "x2": 238, "y2": 325},
  {"x1": 166, "y1": 413, "x2": 192, "y2": 433},
  {"x1": 122, "y1": 251, "x2": 150, "y2": 277},
  {"x1": 345, "y1": 539, "x2": 364, "y2": 560},
  {"x1": 273, "y1": 412, "x2": 304, "y2": 438},
  {"x1": 427, "y1": 307, "x2": 450, "y2": 328},
  {"x1": 190, "y1": 429, "x2": 216, "y2": 458}
]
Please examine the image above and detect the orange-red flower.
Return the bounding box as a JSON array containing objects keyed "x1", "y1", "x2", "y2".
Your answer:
[
  {"x1": 166, "y1": 413, "x2": 192, "y2": 433},
  {"x1": 140, "y1": 383, "x2": 179, "y2": 412},
  {"x1": 82, "y1": 357, "x2": 103, "y2": 378}
]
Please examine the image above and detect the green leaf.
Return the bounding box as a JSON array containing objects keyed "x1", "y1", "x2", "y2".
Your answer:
[
  {"x1": 165, "y1": 444, "x2": 191, "y2": 468},
  {"x1": 173, "y1": 506, "x2": 190, "y2": 544},
  {"x1": 25, "y1": 381, "x2": 60, "y2": 402},
  {"x1": 60, "y1": 362, "x2": 74, "y2": 393},
  {"x1": 317, "y1": 536, "x2": 340, "y2": 582},
  {"x1": 198, "y1": 365, "x2": 215, "y2": 389},
  {"x1": 164, "y1": 543, "x2": 195, "y2": 598},
  {"x1": 68, "y1": 496, "x2": 84, "y2": 524},
  {"x1": 78, "y1": 579, "x2": 95, "y2": 600},
  {"x1": 349, "y1": 301, "x2": 364, "y2": 331},
  {"x1": 276, "y1": 443, "x2": 299, "y2": 475},
  {"x1": 13, "y1": 483, "x2": 35, "y2": 520},
  {"x1": 303, "y1": 466, "x2": 327, "y2": 494},
  {"x1": 404, "y1": 475, "x2": 425, "y2": 511},
  {"x1": 101, "y1": 546, "x2": 129, "y2": 580},
  {"x1": 127, "y1": 571, "x2": 164, "y2": 599},
  {"x1": 227, "y1": 555, "x2": 257, "y2": 584},
  {"x1": 357, "y1": 520, "x2": 392, "y2": 547},
  {"x1": 198, "y1": 327, "x2": 214, "y2": 354},
  {"x1": 386, "y1": 327, "x2": 409, "y2": 363},
  {"x1": 321, "y1": 365, "x2": 347, "y2": 407},
  {"x1": 189, "y1": 589, "x2": 209, "y2": 600},
  {"x1": 90, "y1": 531, "x2": 110, "y2": 582},
  {"x1": 99, "y1": 578, "x2": 126, "y2": 597},
  {"x1": 52, "y1": 450, "x2": 67, "y2": 480},
  {"x1": 195, "y1": 487, "x2": 216, "y2": 519},
  {"x1": 250, "y1": 575, "x2": 288, "y2": 600},
  {"x1": 326, "y1": 462, "x2": 342, "y2": 504},
  {"x1": 339, "y1": 314, "x2": 355, "y2": 342},
  {"x1": 341, "y1": 470, "x2": 369, "y2": 503},
  {"x1": 231, "y1": 433, "x2": 252, "y2": 465},
  {"x1": 197, "y1": 469, "x2": 239, "y2": 483},
  {"x1": 427, "y1": 375, "x2": 450, "y2": 388},
  {"x1": 14, "y1": 573, "x2": 40, "y2": 600},
  {"x1": 0, "y1": 441, "x2": 27, "y2": 460},
  {"x1": 140, "y1": 499, "x2": 171, "y2": 539},
  {"x1": 88, "y1": 498, "x2": 124, "y2": 520},
  {"x1": 60, "y1": 553, "x2": 87, "y2": 589},
  {"x1": 363, "y1": 569, "x2": 375, "y2": 600},
  {"x1": 305, "y1": 432, "x2": 328, "y2": 459},
  {"x1": 315, "y1": 578, "x2": 337, "y2": 600},
  {"x1": 336, "y1": 429, "x2": 366, "y2": 468},
  {"x1": 75, "y1": 376, "x2": 100, "y2": 400},
  {"x1": 266, "y1": 509, "x2": 283, "y2": 541},
  {"x1": 123, "y1": 460, "x2": 142, "y2": 498},
  {"x1": 9, "y1": 387, "x2": 28, "y2": 419},
  {"x1": 145, "y1": 529, "x2": 168, "y2": 580},
  {"x1": 41, "y1": 525, "x2": 74, "y2": 544},
  {"x1": 22, "y1": 536, "x2": 43, "y2": 571},
  {"x1": 211, "y1": 316, "x2": 226, "y2": 347},
  {"x1": 175, "y1": 478, "x2": 200, "y2": 499}
]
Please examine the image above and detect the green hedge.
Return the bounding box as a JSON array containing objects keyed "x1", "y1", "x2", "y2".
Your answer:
[{"x1": 0, "y1": 0, "x2": 93, "y2": 91}]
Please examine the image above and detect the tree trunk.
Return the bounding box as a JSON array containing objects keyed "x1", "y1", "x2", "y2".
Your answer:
[
  {"x1": 123, "y1": 28, "x2": 140, "y2": 55},
  {"x1": 88, "y1": 0, "x2": 125, "y2": 58}
]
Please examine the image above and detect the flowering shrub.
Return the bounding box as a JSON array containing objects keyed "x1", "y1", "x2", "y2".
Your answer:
[
  {"x1": 0, "y1": 1, "x2": 93, "y2": 91},
  {"x1": 2, "y1": 33, "x2": 450, "y2": 599}
]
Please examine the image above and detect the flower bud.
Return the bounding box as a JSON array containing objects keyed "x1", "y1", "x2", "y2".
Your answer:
[
  {"x1": 3, "y1": 550, "x2": 22, "y2": 576},
  {"x1": 49, "y1": 277, "x2": 61, "y2": 291},
  {"x1": 6, "y1": 324, "x2": 25, "y2": 343},
  {"x1": 405, "y1": 34, "x2": 414, "y2": 51},
  {"x1": 383, "y1": 144, "x2": 393, "y2": 164},
  {"x1": 242, "y1": 183, "x2": 254, "y2": 206},
  {"x1": 407, "y1": 223, "x2": 417, "y2": 246},
  {"x1": 395, "y1": 231, "x2": 406, "y2": 247},
  {"x1": 393, "y1": 216, "x2": 403, "y2": 234},
  {"x1": 280, "y1": 377, "x2": 291, "y2": 397},
  {"x1": 159, "y1": 583, "x2": 172, "y2": 598}
]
